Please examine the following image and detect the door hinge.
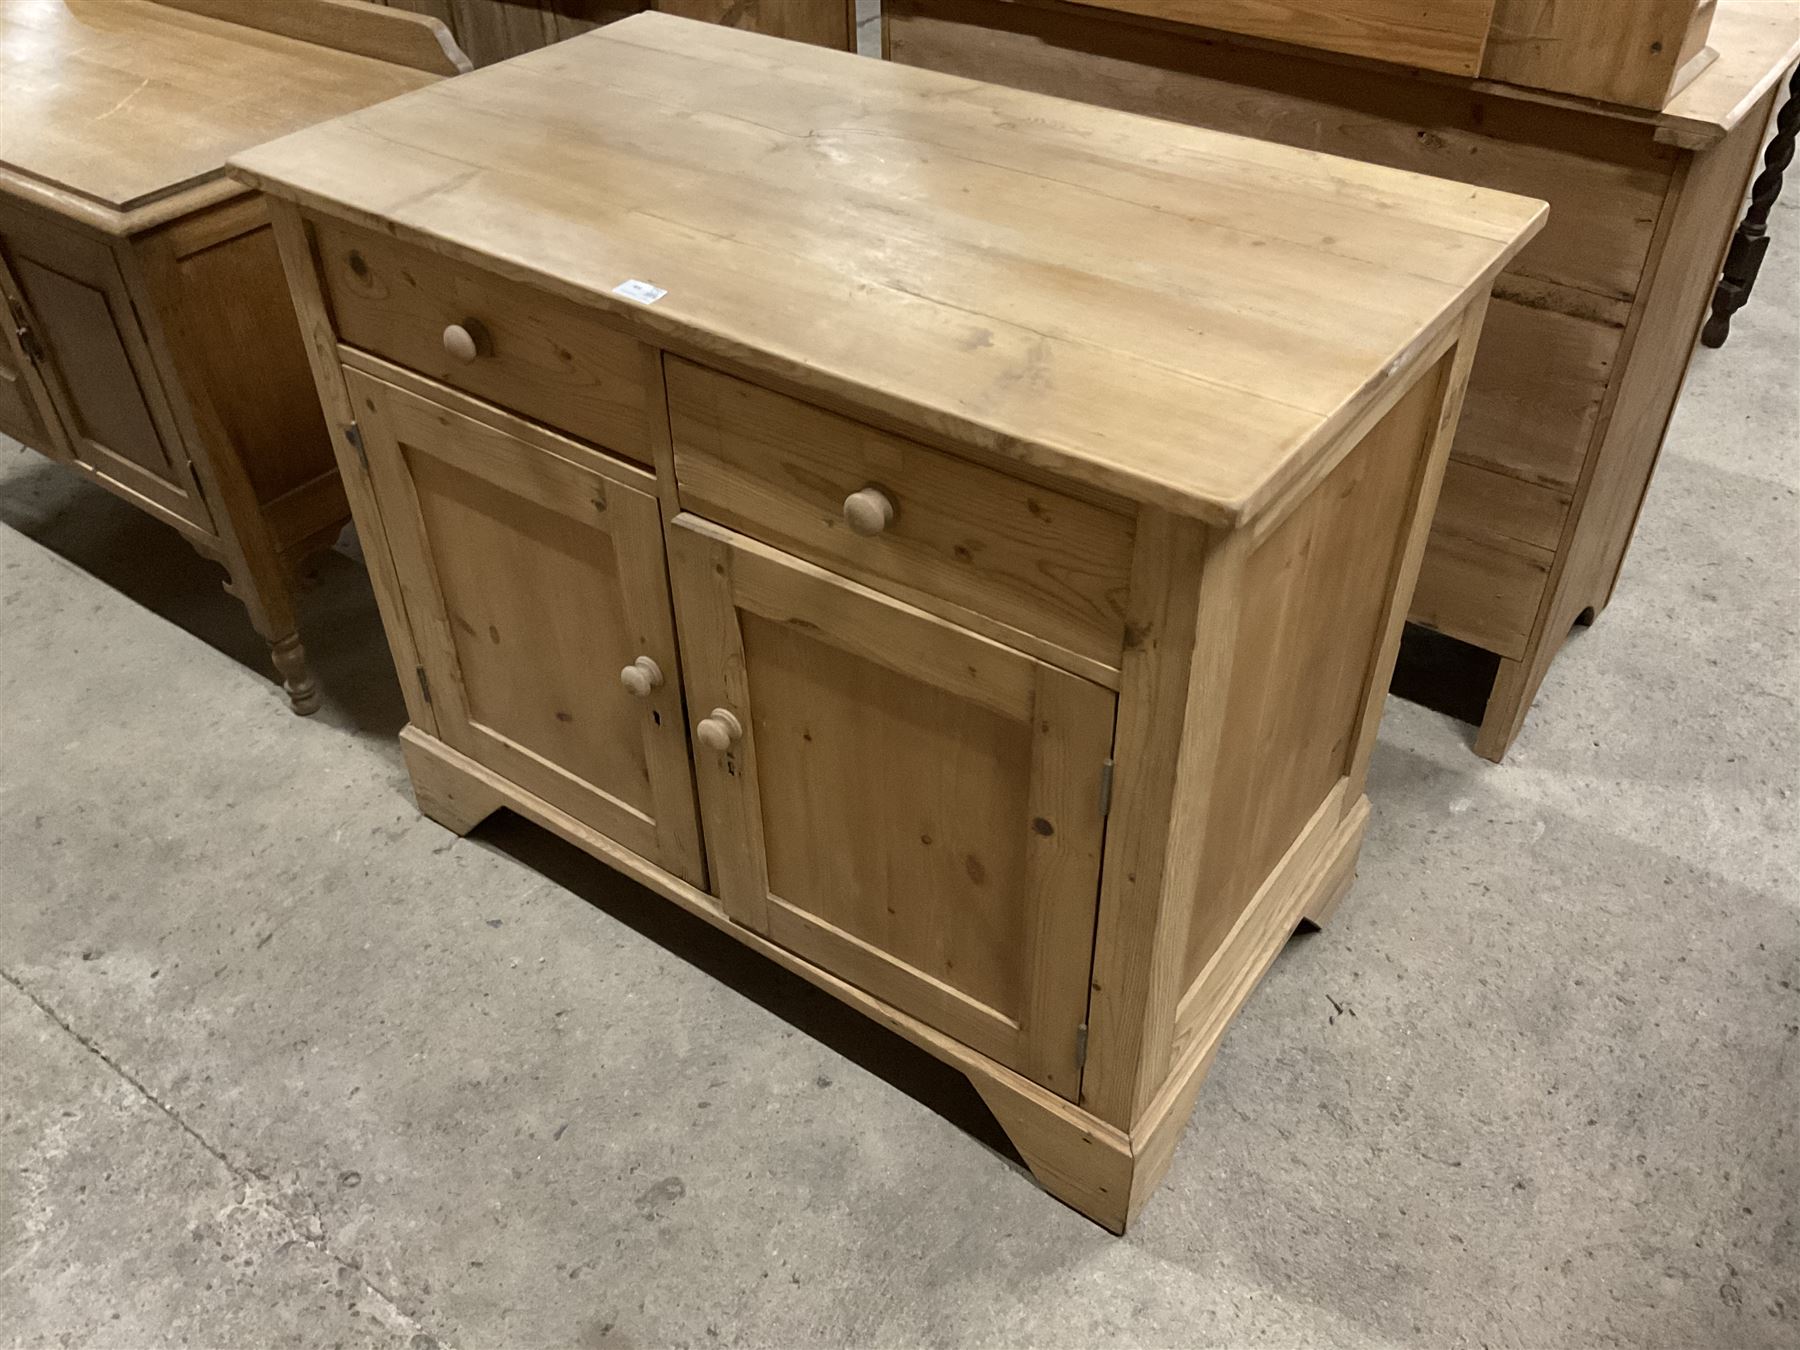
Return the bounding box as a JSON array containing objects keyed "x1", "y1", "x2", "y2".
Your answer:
[
  {"x1": 415, "y1": 665, "x2": 432, "y2": 705},
  {"x1": 1075, "y1": 1021, "x2": 1089, "y2": 1071},
  {"x1": 1098, "y1": 757, "x2": 1115, "y2": 817},
  {"x1": 344, "y1": 421, "x2": 368, "y2": 473},
  {"x1": 7, "y1": 297, "x2": 43, "y2": 363}
]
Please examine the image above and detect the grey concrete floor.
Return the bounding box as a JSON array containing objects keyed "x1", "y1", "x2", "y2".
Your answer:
[{"x1": 2, "y1": 184, "x2": 1796, "y2": 1350}]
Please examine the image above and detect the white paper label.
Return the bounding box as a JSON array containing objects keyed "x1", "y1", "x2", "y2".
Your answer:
[{"x1": 612, "y1": 279, "x2": 667, "y2": 305}]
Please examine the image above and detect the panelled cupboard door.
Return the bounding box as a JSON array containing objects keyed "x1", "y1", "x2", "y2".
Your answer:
[
  {"x1": 345, "y1": 369, "x2": 704, "y2": 886},
  {"x1": 0, "y1": 209, "x2": 208, "y2": 528},
  {"x1": 667, "y1": 514, "x2": 1114, "y2": 1098}
]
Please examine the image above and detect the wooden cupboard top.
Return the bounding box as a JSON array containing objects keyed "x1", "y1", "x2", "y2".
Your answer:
[
  {"x1": 232, "y1": 14, "x2": 1542, "y2": 526},
  {"x1": 0, "y1": 0, "x2": 438, "y2": 231}
]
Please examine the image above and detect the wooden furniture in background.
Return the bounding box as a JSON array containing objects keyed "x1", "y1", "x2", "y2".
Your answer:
[
  {"x1": 1481, "y1": 0, "x2": 1721, "y2": 108},
  {"x1": 237, "y1": 15, "x2": 1541, "y2": 1228},
  {"x1": 887, "y1": 0, "x2": 1800, "y2": 760},
  {"x1": 373, "y1": 0, "x2": 856, "y2": 64},
  {"x1": 1057, "y1": 0, "x2": 1720, "y2": 102},
  {"x1": 0, "y1": 0, "x2": 466, "y2": 712}
]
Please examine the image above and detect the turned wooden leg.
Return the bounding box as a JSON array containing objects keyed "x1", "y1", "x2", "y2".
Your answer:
[
  {"x1": 268, "y1": 631, "x2": 320, "y2": 716},
  {"x1": 1702, "y1": 66, "x2": 1798, "y2": 349},
  {"x1": 400, "y1": 725, "x2": 503, "y2": 837}
]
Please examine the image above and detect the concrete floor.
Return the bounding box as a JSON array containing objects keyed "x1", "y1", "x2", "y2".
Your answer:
[{"x1": 2, "y1": 166, "x2": 1796, "y2": 1350}]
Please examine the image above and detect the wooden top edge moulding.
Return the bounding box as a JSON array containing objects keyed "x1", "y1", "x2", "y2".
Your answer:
[{"x1": 232, "y1": 13, "x2": 1545, "y2": 526}]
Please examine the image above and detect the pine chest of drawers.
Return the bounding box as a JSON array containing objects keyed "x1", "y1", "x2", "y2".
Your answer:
[{"x1": 235, "y1": 14, "x2": 1542, "y2": 1230}]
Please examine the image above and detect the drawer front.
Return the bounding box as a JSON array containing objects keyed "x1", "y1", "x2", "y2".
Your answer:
[
  {"x1": 667, "y1": 357, "x2": 1135, "y2": 671},
  {"x1": 314, "y1": 218, "x2": 655, "y2": 464},
  {"x1": 667, "y1": 513, "x2": 1114, "y2": 1098}
]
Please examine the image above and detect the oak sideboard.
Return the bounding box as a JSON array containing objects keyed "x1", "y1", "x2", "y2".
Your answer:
[
  {"x1": 235, "y1": 15, "x2": 1542, "y2": 1229},
  {"x1": 0, "y1": 0, "x2": 467, "y2": 713},
  {"x1": 888, "y1": 0, "x2": 1800, "y2": 760}
]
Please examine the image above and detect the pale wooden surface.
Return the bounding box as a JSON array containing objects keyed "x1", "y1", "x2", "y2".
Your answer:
[
  {"x1": 149, "y1": 0, "x2": 469, "y2": 74},
  {"x1": 314, "y1": 217, "x2": 656, "y2": 464},
  {"x1": 1481, "y1": 0, "x2": 1713, "y2": 109},
  {"x1": 233, "y1": 13, "x2": 1542, "y2": 526},
  {"x1": 1661, "y1": 0, "x2": 1800, "y2": 140},
  {"x1": 350, "y1": 366, "x2": 705, "y2": 881},
  {"x1": 0, "y1": 0, "x2": 436, "y2": 226},
  {"x1": 885, "y1": 0, "x2": 1794, "y2": 764},
  {"x1": 666, "y1": 357, "x2": 1136, "y2": 672}
]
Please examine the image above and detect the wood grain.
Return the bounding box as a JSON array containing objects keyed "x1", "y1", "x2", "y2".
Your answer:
[
  {"x1": 887, "y1": 0, "x2": 1658, "y2": 303},
  {"x1": 667, "y1": 357, "x2": 1135, "y2": 669},
  {"x1": 0, "y1": 0, "x2": 436, "y2": 223},
  {"x1": 668, "y1": 515, "x2": 1114, "y2": 1095},
  {"x1": 350, "y1": 367, "x2": 704, "y2": 882},
  {"x1": 1482, "y1": 0, "x2": 1712, "y2": 109},
  {"x1": 1183, "y1": 361, "x2": 1439, "y2": 986},
  {"x1": 314, "y1": 219, "x2": 655, "y2": 465},
  {"x1": 151, "y1": 0, "x2": 470, "y2": 74},
  {"x1": 232, "y1": 13, "x2": 1543, "y2": 526}
]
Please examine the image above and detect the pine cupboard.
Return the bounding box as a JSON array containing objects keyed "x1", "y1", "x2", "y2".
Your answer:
[
  {"x1": 0, "y1": 0, "x2": 468, "y2": 712},
  {"x1": 235, "y1": 15, "x2": 1543, "y2": 1230},
  {"x1": 886, "y1": 0, "x2": 1800, "y2": 760}
]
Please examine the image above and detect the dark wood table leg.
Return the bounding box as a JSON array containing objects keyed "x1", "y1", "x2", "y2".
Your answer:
[{"x1": 1702, "y1": 65, "x2": 1799, "y2": 348}]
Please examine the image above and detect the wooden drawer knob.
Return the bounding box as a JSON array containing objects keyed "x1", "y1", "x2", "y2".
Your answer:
[
  {"x1": 695, "y1": 708, "x2": 743, "y2": 752},
  {"x1": 842, "y1": 485, "x2": 895, "y2": 537},
  {"x1": 442, "y1": 319, "x2": 489, "y2": 363},
  {"x1": 619, "y1": 655, "x2": 663, "y2": 698}
]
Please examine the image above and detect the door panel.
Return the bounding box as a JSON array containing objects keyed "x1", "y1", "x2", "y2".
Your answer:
[
  {"x1": 668, "y1": 514, "x2": 1113, "y2": 1097},
  {"x1": 348, "y1": 368, "x2": 703, "y2": 885},
  {"x1": 0, "y1": 209, "x2": 208, "y2": 527},
  {"x1": 0, "y1": 263, "x2": 60, "y2": 456}
]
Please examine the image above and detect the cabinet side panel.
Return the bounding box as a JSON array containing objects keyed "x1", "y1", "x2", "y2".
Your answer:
[
  {"x1": 1180, "y1": 361, "x2": 1444, "y2": 985},
  {"x1": 141, "y1": 203, "x2": 337, "y2": 514}
]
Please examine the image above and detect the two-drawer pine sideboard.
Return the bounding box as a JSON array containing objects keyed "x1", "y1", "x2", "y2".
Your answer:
[
  {"x1": 0, "y1": 0, "x2": 468, "y2": 713},
  {"x1": 234, "y1": 15, "x2": 1543, "y2": 1230},
  {"x1": 888, "y1": 0, "x2": 1800, "y2": 760}
]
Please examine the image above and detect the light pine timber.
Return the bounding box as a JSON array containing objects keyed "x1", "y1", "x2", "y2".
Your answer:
[
  {"x1": 886, "y1": 0, "x2": 1799, "y2": 760},
  {"x1": 243, "y1": 14, "x2": 1540, "y2": 1228},
  {"x1": 150, "y1": 0, "x2": 469, "y2": 75},
  {"x1": 1482, "y1": 0, "x2": 1717, "y2": 110},
  {"x1": 0, "y1": 0, "x2": 462, "y2": 712}
]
